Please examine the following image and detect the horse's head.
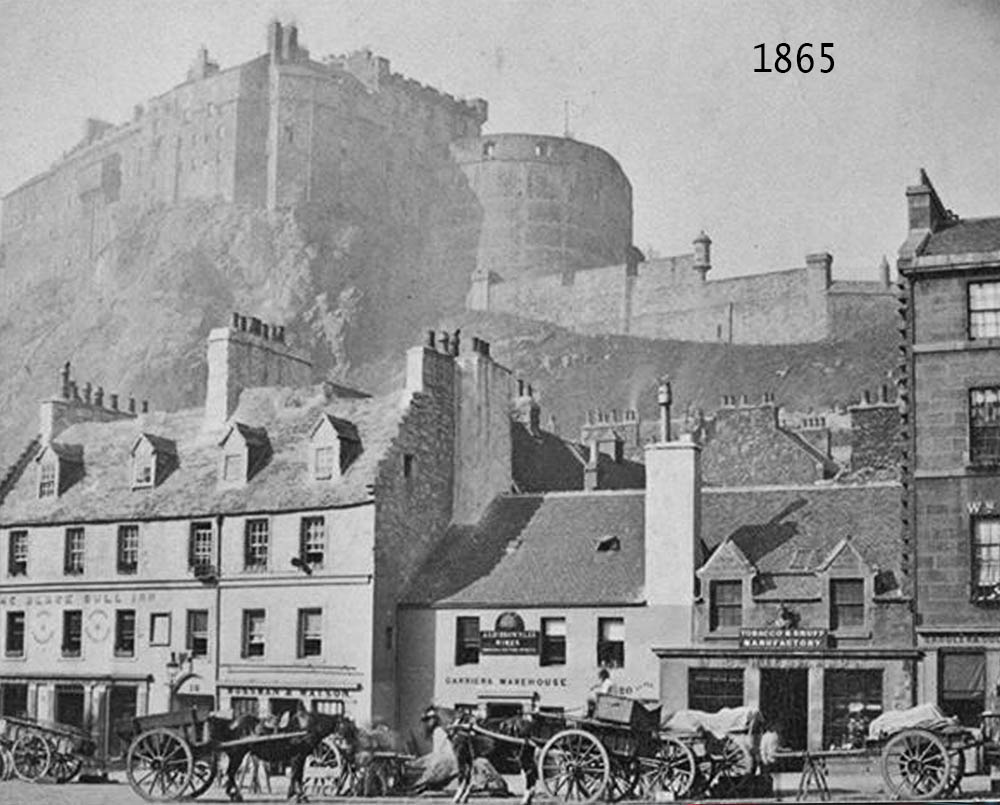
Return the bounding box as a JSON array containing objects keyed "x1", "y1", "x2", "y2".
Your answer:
[{"x1": 228, "y1": 713, "x2": 262, "y2": 737}]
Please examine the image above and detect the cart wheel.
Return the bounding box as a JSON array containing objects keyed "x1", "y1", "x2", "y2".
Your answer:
[
  {"x1": 538, "y1": 728, "x2": 611, "y2": 803},
  {"x1": 0, "y1": 746, "x2": 10, "y2": 780},
  {"x1": 606, "y1": 756, "x2": 639, "y2": 802},
  {"x1": 641, "y1": 735, "x2": 697, "y2": 799},
  {"x1": 184, "y1": 754, "x2": 218, "y2": 799},
  {"x1": 49, "y1": 750, "x2": 83, "y2": 783},
  {"x1": 710, "y1": 735, "x2": 754, "y2": 796},
  {"x1": 127, "y1": 728, "x2": 194, "y2": 801},
  {"x1": 880, "y1": 728, "x2": 951, "y2": 800},
  {"x1": 305, "y1": 734, "x2": 350, "y2": 795},
  {"x1": 12, "y1": 733, "x2": 51, "y2": 781}
]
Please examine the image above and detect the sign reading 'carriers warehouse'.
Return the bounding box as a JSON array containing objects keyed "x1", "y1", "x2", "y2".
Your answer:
[
  {"x1": 739, "y1": 628, "x2": 828, "y2": 650},
  {"x1": 480, "y1": 611, "x2": 540, "y2": 655}
]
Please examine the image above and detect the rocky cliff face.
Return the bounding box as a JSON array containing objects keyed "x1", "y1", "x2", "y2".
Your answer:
[{"x1": 0, "y1": 196, "x2": 475, "y2": 469}]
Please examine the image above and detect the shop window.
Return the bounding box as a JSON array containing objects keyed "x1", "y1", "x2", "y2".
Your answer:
[
  {"x1": 189, "y1": 522, "x2": 214, "y2": 572},
  {"x1": 8, "y1": 530, "x2": 27, "y2": 576},
  {"x1": 455, "y1": 616, "x2": 480, "y2": 665},
  {"x1": 244, "y1": 519, "x2": 269, "y2": 570},
  {"x1": 709, "y1": 580, "x2": 742, "y2": 631},
  {"x1": 299, "y1": 517, "x2": 326, "y2": 568},
  {"x1": 117, "y1": 524, "x2": 139, "y2": 575},
  {"x1": 939, "y1": 651, "x2": 986, "y2": 727},
  {"x1": 688, "y1": 668, "x2": 743, "y2": 711},
  {"x1": 5, "y1": 611, "x2": 25, "y2": 657},
  {"x1": 297, "y1": 608, "x2": 322, "y2": 658},
  {"x1": 242, "y1": 609, "x2": 266, "y2": 658},
  {"x1": 54, "y1": 684, "x2": 85, "y2": 728},
  {"x1": 823, "y1": 669, "x2": 883, "y2": 749},
  {"x1": 62, "y1": 610, "x2": 83, "y2": 657},
  {"x1": 970, "y1": 387, "x2": 1000, "y2": 465},
  {"x1": 0, "y1": 683, "x2": 28, "y2": 717},
  {"x1": 969, "y1": 281, "x2": 1000, "y2": 339},
  {"x1": 64, "y1": 527, "x2": 85, "y2": 575},
  {"x1": 972, "y1": 517, "x2": 1000, "y2": 600},
  {"x1": 597, "y1": 617, "x2": 624, "y2": 668},
  {"x1": 231, "y1": 696, "x2": 259, "y2": 718},
  {"x1": 223, "y1": 452, "x2": 245, "y2": 482},
  {"x1": 482, "y1": 141, "x2": 495, "y2": 158},
  {"x1": 150, "y1": 613, "x2": 171, "y2": 646},
  {"x1": 829, "y1": 579, "x2": 865, "y2": 631},
  {"x1": 314, "y1": 699, "x2": 346, "y2": 716},
  {"x1": 107, "y1": 686, "x2": 138, "y2": 759},
  {"x1": 540, "y1": 617, "x2": 566, "y2": 666},
  {"x1": 186, "y1": 610, "x2": 209, "y2": 657},
  {"x1": 115, "y1": 610, "x2": 136, "y2": 657}
]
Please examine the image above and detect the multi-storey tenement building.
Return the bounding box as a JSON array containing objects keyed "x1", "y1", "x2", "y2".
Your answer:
[
  {"x1": 898, "y1": 171, "x2": 1000, "y2": 725},
  {"x1": 0, "y1": 317, "x2": 515, "y2": 759}
]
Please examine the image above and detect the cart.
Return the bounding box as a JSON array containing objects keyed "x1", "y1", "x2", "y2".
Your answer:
[
  {"x1": 0, "y1": 715, "x2": 96, "y2": 783},
  {"x1": 122, "y1": 708, "x2": 310, "y2": 801}
]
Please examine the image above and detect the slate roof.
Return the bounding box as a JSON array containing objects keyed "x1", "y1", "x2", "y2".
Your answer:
[
  {"x1": 0, "y1": 385, "x2": 405, "y2": 526},
  {"x1": 403, "y1": 482, "x2": 902, "y2": 608},
  {"x1": 923, "y1": 217, "x2": 1000, "y2": 256},
  {"x1": 403, "y1": 491, "x2": 646, "y2": 607}
]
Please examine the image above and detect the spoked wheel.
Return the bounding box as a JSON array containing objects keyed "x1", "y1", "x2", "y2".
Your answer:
[
  {"x1": 640, "y1": 735, "x2": 697, "y2": 799},
  {"x1": 880, "y1": 728, "x2": 951, "y2": 800},
  {"x1": 126, "y1": 728, "x2": 194, "y2": 801},
  {"x1": 606, "y1": 756, "x2": 639, "y2": 802},
  {"x1": 12, "y1": 733, "x2": 51, "y2": 781},
  {"x1": 538, "y1": 728, "x2": 611, "y2": 803},
  {"x1": 185, "y1": 754, "x2": 218, "y2": 799},
  {"x1": 709, "y1": 735, "x2": 754, "y2": 797},
  {"x1": 49, "y1": 751, "x2": 83, "y2": 783},
  {"x1": 305, "y1": 735, "x2": 350, "y2": 795}
]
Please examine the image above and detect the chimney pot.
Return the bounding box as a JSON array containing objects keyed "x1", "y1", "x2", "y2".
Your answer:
[
  {"x1": 880, "y1": 384, "x2": 890, "y2": 403},
  {"x1": 61, "y1": 362, "x2": 72, "y2": 399},
  {"x1": 95, "y1": 387, "x2": 104, "y2": 407},
  {"x1": 518, "y1": 379, "x2": 525, "y2": 396},
  {"x1": 527, "y1": 384, "x2": 533, "y2": 397},
  {"x1": 249, "y1": 317, "x2": 262, "y2": 336},
  {"x1": 482, "y1": 340, "x2": 490, "y2": 357},
  {"x1": 472, "y1": 336, "x2": 481, "y2": 352},
  {"x1": 262, "y1": 323, "x2": 270, "y2": 340},
  {"x1": 232, "y1": 312, "x2": 240, "y2": 329},
  {"x1": 439, "y1": 332, "x2": 451, "y2": 353},
  {"x1": 657, "y1": 376, "x2": 672, "y2": 441},
  {"x1": 740, "y1": 394, "x2": 750, "y2": 407},
  {"x1": 142, "y1": 400, "x2": 149, "y2": 414},
  {"x1": 451, "y1": 330, "x2": 460, "y2": 356},
  {"x1": 128, "y1": 397, "x2": 136, "y2": 414},
  {"x1": 110, "y1": 393, "x2": 119, "y2": 411},
  {"x1": 70, "y1": 381, "x2": 79, "y2": 401},
  {"x1": 862, "y1": 389, "x2": 872, "y2": 405},
  {"x1": 427, "y1": 330, "x2": 436, "y2": 348},
  {"x1": 239, "y1": 315, "x2": 248, "y2": 331},
  {"x1": 83, "y1": 382, "x2": 92, "y2": 405}
]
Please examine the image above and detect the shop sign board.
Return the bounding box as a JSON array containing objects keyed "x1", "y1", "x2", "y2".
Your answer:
[
  {"x1": 480, "y1": 630, "x2": 539, "y2": 655},
  {"x1": 739, "y1": 627, "x2": 828, "y2": 650}
]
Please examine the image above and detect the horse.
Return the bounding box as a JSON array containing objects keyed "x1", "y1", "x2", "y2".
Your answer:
[
  {"x1": 426, "y1": 706, "x2": 537, "y2": 805},
  {"x1": 215, "y1": 707, "x2": 356, "y2": 803}
]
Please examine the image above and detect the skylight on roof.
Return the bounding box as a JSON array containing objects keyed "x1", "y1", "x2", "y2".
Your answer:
[{"x1": 596, "y1": 535, "x2": 621, "y2": 552}]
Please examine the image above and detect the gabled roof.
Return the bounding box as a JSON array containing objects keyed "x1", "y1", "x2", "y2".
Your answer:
[
  {"x1": 816, "y1": 535, "x2": 876, "y2": 573},
  {"x1": 131, "y1": 433, "x2": 177, "y2": 455},
  {"x1": 0, "y1": 385, "x2": 404, "y2": 526},
  {"x1": 311, "y1": 414, "x2": 360, "y2": 443},
  {"x1": 697, "y1": 537, "x2": 755, "y2": 577},
  {"x1": 403, "y1": 482, "x2": 903, "y2": 608},
  {"x1": 922, "y1": 217, "x2": 1000, "y2": 257},
  {"x1": 37, "y1": 443, "x2": 83, "y2": 463},
  {"x1": 221, "y1": 422, "x2": 269, "y2": 449}
]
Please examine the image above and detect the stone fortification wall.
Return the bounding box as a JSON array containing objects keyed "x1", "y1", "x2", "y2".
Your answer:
[
  {"x1": 471, "y1": 247, "x2": 895, "y2": 344},
  {"x1": 451, "y1": 133, "x2": 633, "y2": 280}
]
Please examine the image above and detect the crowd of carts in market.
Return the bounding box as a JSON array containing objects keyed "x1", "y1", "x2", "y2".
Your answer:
[{"x1": 0, "y1": 695, "x2": 990, "y2": 801}]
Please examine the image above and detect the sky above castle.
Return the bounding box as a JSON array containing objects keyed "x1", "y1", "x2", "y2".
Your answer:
[{"x1": 2, "y1": 0, "x2": 999, "y2": 281}]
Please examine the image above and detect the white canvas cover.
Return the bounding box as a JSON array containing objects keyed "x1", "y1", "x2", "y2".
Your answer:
[
  {"x1": 663, "y1": 706, "x2": 760, "y2": 739},
  {"x1": 867, "y1": 703, "x2": 957, "y2": 740}
]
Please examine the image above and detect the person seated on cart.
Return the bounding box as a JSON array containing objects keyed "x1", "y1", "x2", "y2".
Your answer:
[{"x1": 586, "y1": 668, "x2": 613, "y2": 716}]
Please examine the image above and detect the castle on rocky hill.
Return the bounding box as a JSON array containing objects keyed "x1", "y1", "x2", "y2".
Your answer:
[{"x1": 1, "y1": 21, "x2": 894, "y2": 346}]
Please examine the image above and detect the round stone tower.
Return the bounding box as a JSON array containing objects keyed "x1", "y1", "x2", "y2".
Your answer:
[{"x1": 451, "y1": 133, "x2": 633, "y2": 279}]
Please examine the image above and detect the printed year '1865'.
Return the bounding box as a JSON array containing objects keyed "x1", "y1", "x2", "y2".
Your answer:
[{"x1": 754, "y1": 43, "x2": 834, "y2": 74}]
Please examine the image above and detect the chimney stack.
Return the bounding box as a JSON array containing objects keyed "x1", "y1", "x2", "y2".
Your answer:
[
  {"x1": 658, "y1": 377, "x2": 672, "y2": 442},
  {"x1": 692, "y1": 231, "x2": 712, "y2": 278}
]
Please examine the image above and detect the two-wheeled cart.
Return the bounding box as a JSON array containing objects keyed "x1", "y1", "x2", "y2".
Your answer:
[{"x1": 0, "y1": 714, "x2": 95, "y2": 783}]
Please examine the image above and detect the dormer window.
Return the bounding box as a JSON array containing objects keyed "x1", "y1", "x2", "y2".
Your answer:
[
  {"x1": 35, "y1": 443, "x2": 83, "y2": 499},
  {"x1": 309, "y1": 415, "x2": 361, "y2": 481},
  {"x1": 131, "y1": 433, "x2": 177, "y2": 489},
  {"x1": 38, "y1": 462, "x2": 56, "y2": 498},
  {"x1": 218, "y1": 423, "x2": 269, "y2": 486}
]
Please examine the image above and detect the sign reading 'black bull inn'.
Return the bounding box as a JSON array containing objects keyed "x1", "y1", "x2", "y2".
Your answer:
[
  {"x1": 739, "y1": 628, "x2": 829, "y2": 650},
  {"x1": 480, "y1": 611, "x2": 540, "y2": 655}
]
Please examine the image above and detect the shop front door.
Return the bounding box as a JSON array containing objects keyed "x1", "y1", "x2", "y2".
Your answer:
[{"x1": 760, "y1": 668, "x2": 808, "y2": 751}]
